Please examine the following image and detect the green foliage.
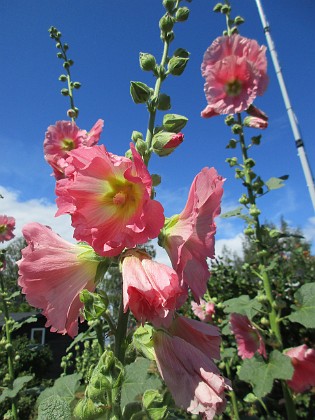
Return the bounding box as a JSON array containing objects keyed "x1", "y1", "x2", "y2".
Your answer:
[
  {"x1": 223, "y1": 295, "x2": 262, "y2": 320},
  {"x1": 133, "y1": 325, "x2": 155, "y2": 361},
  {"x1": 37, "y1": 373, "x2": 82, "y2": 406},
  {"x1": 121, "y1": 357, "x2": 162, "y2": 410},
  {"x1": 238, "y1": 350, "x2": 294, "y2": 399},
  {"x1": 265, "y1": 175, "x2": 288, "y2": 191},
  {"x1": 0, "y1": 375, "x2": 33, "y2": 403},
  {"x1": 37, "y1": 395, "x2": 72, "y2": 420},
  {"x1": 288, "y1": 282, "x2": 315, "y2": 328}
]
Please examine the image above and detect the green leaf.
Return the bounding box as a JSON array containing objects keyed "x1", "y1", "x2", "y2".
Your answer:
[
  {"x1": 288, "y1": 282, "x2": 315, "y2": 328},
  {"x1": 221, "y1": 347, "x2": 236, "y2": 359},
  {"x1": 220, "y1": 206, "x2": 243, "y2": 218},
  {"x1": 121, "y1": 357, "x2": 162, "y2": 410},
  {"x1": 238, "y1": 350, "x2": 293, "y2": 398},
  {"x1": 143, "y1": 389, "x2": 168, "y2": 419},
  {"x1": 12, "y1": 316, "x2": 37, "y2": 332},
  {"x1": 38, "y1": 395, "x2": 71, "y2": 420},
  {"x1": 133, "y1": 325, "x2": 155, "y2": 360},
  {"x1": 37, "y1": 373, "x2": 81, "y2": 406},
  {"x1": 0, "y1": 375, "x2": 33, "y2": 402},
  {"x1": 223, "y1": 295, "x2": 262, "y2": 320},
  {"x1": 265, "y1": 176, "x2": 287, "y2": 191}
]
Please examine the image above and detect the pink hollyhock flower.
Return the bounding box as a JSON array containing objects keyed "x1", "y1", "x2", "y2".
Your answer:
[
  {"x1": 44, "y1": 119, "x2": 104, "y2": 180},
  {"x1": 0, "y1": 215, "x2": 15, "y2": 242},
  {"x1": 122, "y1": 249, "x2": 186, "y2": 327},
  {"x1": 285, "y1": 345, "x2": 315, "y2": 393},
  {"x1": 230, "y1": 313, "x2": 266, "y2": 359},
  {"x1": 201, "y1": 34, "x2": 268, "y2": 116},
  {"x1": 17, "y1": 222, "x2": 102, "y2": 337},
  {"x1": 56, "y1": 143, "x2": 164, "y2": 256},
  {"x1": 191, "y1": 299, "x2": 215, "y2": 323},
  {"x1": 169, "y1": 316, "x2": 221, "y2": 360},
  {"x1": 153, "y1": 330, "x2": 231, "y2": 419},
  {"x1": 243, "y1": 116, "x2": 268, "y2": 129},
  {"x1": 159, "y1": 167, "x2": 224, "y2": 300}
]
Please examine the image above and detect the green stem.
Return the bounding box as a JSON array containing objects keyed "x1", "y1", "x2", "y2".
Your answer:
[
  {"x1": 114, "y1": 294, "x2": 129, "y2": 364},
  {"x1": 225, "y1": 360, "x2": 240, "y2": 420},
  {"x1": 94, "y1": 319, "x2": 105, "y2": 356},
  {"x1": 0, "y1": 274, "x2": 18, "y2": 420},
  {"x1": 281, "y1": 381, "x2": 297, "y2": 420}
]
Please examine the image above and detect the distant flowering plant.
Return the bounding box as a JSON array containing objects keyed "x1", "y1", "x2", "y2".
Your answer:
[
  {"x1": 44, "y1": 119, "x2": 104, "y2": 179},
  {"x1": 191, "y1": 298, "x2": 216, "y2": 323},
  {"x1": 0, "y1": 215, "x2": 15, "y2": 243}
]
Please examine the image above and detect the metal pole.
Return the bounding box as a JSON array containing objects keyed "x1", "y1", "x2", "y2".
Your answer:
[{"x1": 255, "y1": 0, "x2": 315, "y2": 212}]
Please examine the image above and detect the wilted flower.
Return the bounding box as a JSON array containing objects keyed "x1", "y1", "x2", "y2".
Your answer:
[
  {"x1": 159, "y1": 167, "x2": 224, "y2": 300},
  {"x1": 243, "y1": 116, "x2": 268, "y2": 129},
  {"x1": 121, "y1": 249, "x2": 186, "y2": 327},
  {"x1": 0, "y1": 215, "x2": 15, "y2": 243},
  {"x1": 44, "y1": 119, "x2": 104, "y2": 179},
  {"x1": 230, "y1": 313, "x2": 266, "y2": 359},
  {"x1": 169, "y1": 316, "x2": 221, "y2": 360},
  {"x1": 285, "y1": 345, "x2": 315, "y2": 393},
  {"x1": 201, "y1": 34, "x2": 268, "y2": 116},
  {"x1": 17, "y1": 222, "x2": 103, "y2": 337},
  {"x1": 191, "y1": 299, "x2": 215, "y2": 323},
  {"x1": 56, "y1": 143, "x2": 165, "y2": 256},
  {"x1": 153, "y1": 330, "x2": 231, "y2": 419}
]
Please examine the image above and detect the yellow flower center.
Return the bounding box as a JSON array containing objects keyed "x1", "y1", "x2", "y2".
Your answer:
[
  {"x1": 225, "y1": 79, "x2": 242, "y2": 97},
  {"x1": 0, "y1": 225, "x2": 7, "y2": 234},
  {"x1": 61, "y1": 138, "x2": 75, "y2": 151}
]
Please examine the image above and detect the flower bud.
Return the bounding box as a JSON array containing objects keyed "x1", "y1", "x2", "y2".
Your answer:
[
  {"x1": 162, "y1": 113, "x2": 188, "y2": 132},
  {"x1": 221, "y1": 4, "x2": 230, "y2": 14},
  {"x1": 139, "y1": 52, "x2": 156, "y2": 72},
  {"x1": 168, "y1": 56, "x2": 189, "y2": 76},
  {"x1": 243, "y1": 116, "x2": 268, "y2": 129},
  {"x1": 225, "y1": 114, "x2": 235, "y2": 126},
  {"x1": 135, "y1": 139, "x2": 147, "y2": 155},
  {"x1": 152, "y1": 131, "x2": 184, "y2": 157},
  {"x1": 159, "y1": 14, "x2": 174, "y2": 33},
  {"x1": 61, "y1": 88, "x2": 69, "y2": 96},
  {"x1": 234, "y1": 16, "x2": 245, "y2": 25},
  {"x1": 231, "y1": 124, "x2": 242, "y2": 134},
  {"x1": 260, "y1": 317, "x2": 269, "y2": 326},
  {"x1": 249, "y1": 205, "x2": 261, "y2": 217},
  {"x1": 225, "y1": 157, "x2": 238, "y2": 167},
  {"x1": 244, "y1": 158, "x2": 255, "y2": 168},
  {"x1": 246, "y1": 104, "x2": 268, "y2": 120},
  {"x1": 235, "y1": 168, "x2": 244, "y2": 178},
  {"x1": 67, "y1": 108, "x2": 77, "y2": 118},
  {"x1": 244, "y1": 227, "x2": 254, "y2": 236},
  {"x1": 213, "y1": 3, "x2": 223, "y2": 12},
  {"x1": 130, "y1": 81, "x2": 151, "y2": 104},
  {"x1": 251, "y1": 135, "x2": 262, "y2": 145},
  {"x1": 73, "y1": 82, "x2": 81, "y2": 89},
  {"x1": 239, "y1": 194, "x2": 249, "y2": 205},
  {"x1": 151, "y1": 174, "x2": 161, "y2": 186},
  {"x1": 157, "y1": 93, "x2": 171, "y2": 110},
  {"x1": 57, "y1": 52, "x2": 63, "y2": 59},
  {"x1": 175, "y1": 7, "x2": 190, "y2": 22},
  {"x1": 226, "y1": 139, "x2": 237, "y2": 149},
  {"x1": 131, "y1": 131, "x2": 143, "y2": 142},
  {"x1": 59, "y1": 74, "x2": 67, "y2": 82},
  {"x1": 163, "y1": 0, "x2": 176, "y2": 13}
]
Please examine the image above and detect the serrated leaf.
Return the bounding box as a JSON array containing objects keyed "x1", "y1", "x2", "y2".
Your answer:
[
  {"x1": 38, "y1": 395, "x2": 71, "y2": 420},
  {"x1": 238, "y1": 350, "x2": 293, "y2": 398},
  {"x1": 265, "y1": 177, "x2": 286, "y2": 190},
  {"x1": 223, "y1": 295, "x2": 262, "y2": 320},
  {"x1": 220, "y1": 206, "x2": 243, "y2": 218},
  {"x1": 121, "y1": 358, "x2": 161, "y2": 410},
  {"x1": 0, "y1": 375, "x2": 33, "y2": 402},
  {"x1": 36, "y1": 373, "x2": 81, "y2": 406},
  {"x1": 288, "y1": 282, "x2": 315, "y2": 328}
]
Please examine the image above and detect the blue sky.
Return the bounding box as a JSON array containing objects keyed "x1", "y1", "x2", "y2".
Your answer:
[{"x1": 1, "y1": 0, "x2": 315, "y2": 259}]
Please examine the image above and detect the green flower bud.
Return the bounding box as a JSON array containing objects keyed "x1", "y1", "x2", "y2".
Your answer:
[
  {"x1": 230, "y1": 26, "x2": 239, "y2": 35},
  {"x1": 63, "y1": 43, "x2": 69, "y2": 51},
  {"x1": 61, "y1": 88, "x2": 69, "y2": 96},
  {"x1": 257, "y1": 294, "x2": 269, "y2": 303},
  {"x1": 225, "y1": 114, "x2": 235, "y2": 126},
  {"x1": 168, "y1": 56, "x2": 189, "y2": 76},
  {"x1": 221, "y1": 4, "x2": 230, "y2": 14},
  {"x1": 260, "y1": 317, "x2": 269, "y2": 326},
  {"x1": 151, "y1": 174, "x2": 161, "y2": 186},
  {"x1": 130, "y1": 81, "x2": 151, "y2": 104},
  {"x1": 59, "y1": 74, "x2": 67, "y2": 82},
  {"x1": 73, "y1": 82, "x2": 81, "y2": 89},
  {"x1": 231, "y1": 124, "x2": 242, "y2": 134},
  {"x1": 213, "y1": 3, "x2": 223, "y2": 12},
  {"x1": 249, "y1": 205, "x2": 261, "y2": 217},
  {"x1": 239, "y1": 194, "x2": 249, "y2": 205},
  {"x1": 157, "y1": 93, "x2": 171, "y2": 110},
  {"x1": 56, "y1": 42, "x2": 61, "y2": 49},
  {"x1": 125, "y1": 149, "x2": 132, "y2": 159},
  {"x1": 163, "y1": 0, "x2": 176, "y2": 13},
  {"x1": 74, "y1": 398, "x2": 104, "y2": 419},
  {"x1": 257, "y1": 249, "x2": 268, "y2": 258},
  {"x1": 175, "y1": 7, "x2": 190, "y2": 22},
  {"x1": 244, "y1": 227, "x2": 254, "y2": 236},
  {"x1": 226, "y1": 139, "x2": 237, "y2": 149},
  {"x1": 234, "y1": 16, "x2": 245, "y2": 25},
  {"x1": 135, "y1": 139, "x2": 147, "y2": 155},
  {"x1": 139, "y1": 52, "x2": 156, "y2": 71},
  {"x1": 162, "y1": 113, "x2": 188, "y2": 132},
  {"x1": 159, "y1": 14, "x2": 174, "y2": 33},
  {"x1": 244, "y1": 158, "x2": 255, "y2": 168},
  {"x1": 251, "y1": 135, "x2": 262, "y2": 145},
  {"x1": 68, "y1": 59, "x2": 74, "y2": 66},
  {"x1": 67, "y1": 108, "x2": 77, "y2": 118},
  {"x1": 225, "y1": 157, "x2": 238, "y2": 167},
  {"x1": 152, "y1": 131, "x2": 184, "y2": 157},
  {"x1": 57, "y1": 52, "x2": 63, "y2": 59},
  {"x1": 131, "y1": 131, "x2": 143, "y2": 142},
  {"x1": 235, "y1": 168, "x2": 244, "y2": 179}
]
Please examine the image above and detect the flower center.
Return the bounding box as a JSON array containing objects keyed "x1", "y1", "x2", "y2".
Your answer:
[
  {"x1": 61, "y1": 138, "x2": 75, "y2": 151},
  {"x1": 0, "y1": 225, "x2": 7, "y2": 234},
  {"x1": 225, "y1": 79, "x2": 243, "y2": 97},
  {"x1": 113, "y1": 191, "x2": 128, "y2": 206}
]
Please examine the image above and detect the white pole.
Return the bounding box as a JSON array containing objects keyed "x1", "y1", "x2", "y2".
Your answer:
[{"x1": 255, "y1": 0, "x2": 315, "y2": 212}]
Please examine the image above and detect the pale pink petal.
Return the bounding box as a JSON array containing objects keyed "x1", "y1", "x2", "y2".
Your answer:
[{"x1": 286, "y1": 345, "x2": 315, "y2": 393}]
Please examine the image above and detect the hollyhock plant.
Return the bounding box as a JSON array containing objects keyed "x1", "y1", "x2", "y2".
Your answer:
[
  {"x1": 201, "y1": 34, "x2": 268, "y2": 116},
  {"x1": 230, "y1": 313, "x2": 266, "y2": 360},
  {"x1": 169, "y1": 316, "x2": 221, "y2": 360},
  {"x1": 158, "y1": 167, "x2": 224, "y2": 300},
  {"x1": 121, "y1": 249, "x2": 186, "y2": 327},
  {"x1": 44, "y1": 119, "x2": 104, "y2": 179},
  {"x1": 153, "y1": 330, "x2": 231, "y2": 419},
  {"x1": 17, "y1": 222, "x2": 103, "y2": 337},
  {"x1": 152, "y1": 131, "x2": 184, "y2": 157},
  {"x1": 0, "y1": 215, "x2": 15, "y2": 242},
  {"x1": 56, "y1": 143, "x2": 165, "y2": 256},
  {"x1": 191, "y1": 298, "x2": 215, "y2": 323},
  {"x1": 285, "y1": 345, "x2": 315, "y2": 393}
]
